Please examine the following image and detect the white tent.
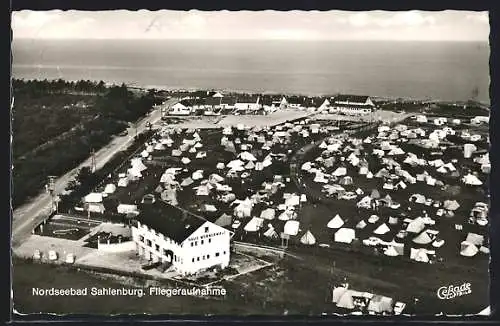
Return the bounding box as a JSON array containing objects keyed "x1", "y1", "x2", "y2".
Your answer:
[
  {"x1": 463, "y1": 143, "x2": 477, "y2": 159},
  {"x1": 336, "y1": 290, "x2": 356, "y2": 310},
  {"x1": 300, "y1": 230, "x2": 316, "y2": 245},
  {"x1": 478, "y1": 306, "x2": 491, "y2": 316},
  {"x1": 117, "y1": 204, "x2": 138, "y2": 215},
  {"x1": 356, "y1": 220, "x2": 367, "y2": 229},
  {"x1": 196, "y1": 151, "x2": 207, "y2": 159},
  {"x1": 239, "y1": 151, "x2": 257, "y2": 161},
  {"x1": 195, "y1": 185, "x2": 210, "y2": 196},
  {"x1": 84, "y1": 192, "x2": 103, "y2": 203},
  {"x1": 181, "y1": 177, "x2": 194, "y2": 187},
  {"x1": 443, "y1": 200, "x2": 460, "y2": 211},
  {"x1": 172, "y1": 149, "x2": 182, "y2": 157},
  {"x1": 260, "y1": 208, "x2": 276, "y2": 220},
  {"x1": 227, "y1": 159, "x2": 245, "y2": 170},
  {"x1": 263, "y1": 225, "x2": 279, "y2": 239},
  {"x1": 245, "y1": 161, "x2": 256, "y2": 170},
  {"x1": 327, "y1": 214, "x2": 344, "y2": 229},
  {"x1": 406, "y1": 217, "x2": 426, "y2": 234},
  {"x1": 117, "y1": 177, "x2": 129, "y2": 187},
  {"x1": 104, "y1": 183, "x2": 116, "y2": 194},
  {"x1": 301, "y1": 162, "x2": 313, "y2": 171},
  {"x1": 388, "y1": 216, "x2": 398, "y2": 225},
  {"x1": 413, "y1": 231, "x2": 433, "y2": 245},
  {"x1": 284, "y1": 220, "x2": 300, "y2": 236},
  {"x1": 244, "y1": 217, "x2": 264, "y2": 232},
  {"x1": 332, "y1": 167, "x2": 347, "y2": 177},
  {"x1": 216, "y1": 162, "x2": 225, "y2": 170},
  {"x1": 191, "y1": 170, "x2": 203, "y2": 181},
  {"x1": 234, "y1": 198, "x2": 253, "y2": 218},
  {"x1": 462, "y1": 174, "x2": 483, "y2": 186},
  {"x1": 334, "y1": 228, "x2": 355, "y2": 244},
  {"x1": 460, "y1": 241, "x2": 479, "y2": 257},
  {"x1": 332, "y1": 286, "x2": 349, "y2": 304},
  {"x1": 285, "y1": 194, "x2": 300, "y2": 207},
  {"x1": 410, "y1": 248, "x2": 430, "y2": 263},
  {"x1": 181, "y1": 157, "x2": 191, "y2": 165},
  {"x1": 131, "y1": 158, "x2": 147, "y2": 171},
  {"x1": 373, "y1": 223, "x2": 390, "y2": 235},
  {"x1": 384, "y1": 246, "x2": 399, "y2": 257}
]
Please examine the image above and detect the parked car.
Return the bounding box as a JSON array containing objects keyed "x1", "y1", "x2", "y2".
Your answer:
[
  {"x1": 340, "y1": 192, "x2": 357, "y2": 200},
  {"x1": 33, "y1": 249, "x2": 42, "y2": 260},
  {"x1": 231, "y1": 220, "x2": 241, "y2": 229},
  {"x1": 48, "y1": 250, "x2": 58, "y2": 261},
  {"x1": 394, "y1": 302, "x2": 406, "y2": 315},
  {"x1": 141, "y1": 194, "x2": 156, "y2": 204}
]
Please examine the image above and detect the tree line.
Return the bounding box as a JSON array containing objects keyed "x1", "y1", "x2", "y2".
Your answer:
[{"x1": 12, "y1": 79, "x2": 163, "y2": 208}]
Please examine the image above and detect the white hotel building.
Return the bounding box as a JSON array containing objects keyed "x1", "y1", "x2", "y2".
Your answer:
[
  {"x1": 330, "y1": 95, "x2": 376, "y2": 115},
  {"x1": 131, "y1": 201, "x2": 232, "y2": 276}
]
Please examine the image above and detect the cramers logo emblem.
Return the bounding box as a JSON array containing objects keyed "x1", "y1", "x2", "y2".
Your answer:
[{"x1": 437, "y1": 282, "x2": 471, "y2": 300}]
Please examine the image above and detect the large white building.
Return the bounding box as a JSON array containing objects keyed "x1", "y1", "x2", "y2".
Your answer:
[
  {"x1": 330, "y1": 95, "x2": 376, "y2": 115},
  {"x1": 234, "y1": 95, "x2": 261, "y2": 112},
  {"x1": 131, "y1": 201, "x2": 232, "y2": 275}
]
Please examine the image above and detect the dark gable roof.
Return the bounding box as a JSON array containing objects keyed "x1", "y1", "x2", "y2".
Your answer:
[
  {"x1": 179, "y1": 99, "x2": 194, "y2": 107},
  {"x1": 236, "y1": 95, "x2": 260, "y2": 103},
  {"x1": 204, "y1": 97, "x2": 222, "y2": 106},
  {"x1": 260, "y1": 95, "x2": 282, "y2": 106},
  {"x1": 204, "y1": 97, "x2": 236, "y2": 106},
  {"x1": 287, "y1": 96, "x2": 306, "y2": 105},
  {"x1": 221, "y1": 97, "x2": 237, "y2": 105},
  {"x1": 333, "y1": 94, "x2": 371, "y2": 104},
  {"x1": 135, "y1": 201, "x2": 207, "y2": 243}
]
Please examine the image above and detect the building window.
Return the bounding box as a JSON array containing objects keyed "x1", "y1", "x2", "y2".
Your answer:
[
  {"x1": 191, "y1": 242, "x2": 194, "y2": 247},
  {"x1": 224, "y1": 251, "x2": 226, "y2": 255},
  {"x1": 208, "y1": 238, "x2": 211, "y2": 243},
  {"x1": 195, "y1": 241, "x2": 198, "y2": 246},
  {"x1": 201, "y1": 240, "x2": 204, "y2": 245},
  {"x1": 205, "y1": 226, "x2": 209, "y2": 233},
  {"x1": 207, "y1": 254, "x2": 210, "y2": 259},
  {"x1": 192, "y1": 258, "x2": 195, "y2": 263},
  {"x1": 216, "y1": 252, "x2": 220, "y2": 257},
  {"x1": 139, "y1": 235, "x2": 144, "y2": 242},
  {"x1": 197, "y1": 257, "x2": 200, "y2": 261},
  {"x1": 155, "y1": 244, "x2": 160, "y2": 252},
  {"x1": 163, "y1": 249, "x2": 168, "y2": 256},
  {"x1": 146, "y1": 239, "x2": 152, "y2": 247}
]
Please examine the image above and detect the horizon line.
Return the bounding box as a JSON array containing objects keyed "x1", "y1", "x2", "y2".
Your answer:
[{"x1": 12, "y1": 37, "x2": 489, "y2": 42}]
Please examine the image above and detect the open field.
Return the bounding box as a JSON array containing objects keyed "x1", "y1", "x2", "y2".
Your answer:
[{"x1": 12, "y1": 106, "x2": 490, "y2": 316}]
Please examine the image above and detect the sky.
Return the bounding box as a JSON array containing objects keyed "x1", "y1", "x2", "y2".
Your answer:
[{"x1": 11, "y1": 10, "x2": 489, "y2": 41}]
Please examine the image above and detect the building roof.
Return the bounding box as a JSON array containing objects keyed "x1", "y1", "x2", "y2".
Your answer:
[
  {"x1": 204, "y1": 97, "x2": 236, "y2": 106},
  {"x1": 286, "y1": 96, "x2": 306, "y2": 105},
  {"x1": 134, "y1": 200, "x2": 207, "y2": 243},
  {"x1": 333, "y1": 95, "x2": 372, "y2": 104},
  {"x1": 236, "y1": 94, "x2": 260, "y2": 104}
]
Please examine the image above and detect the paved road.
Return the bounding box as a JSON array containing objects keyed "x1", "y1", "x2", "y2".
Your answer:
[{"x1": 11, "y1": 97, "x2": 178, "y2": 247}]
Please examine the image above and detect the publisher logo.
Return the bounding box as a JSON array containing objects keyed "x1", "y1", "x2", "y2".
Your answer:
[{"x1": 437, "y1": 282, "x2": 471, "y2": 300}]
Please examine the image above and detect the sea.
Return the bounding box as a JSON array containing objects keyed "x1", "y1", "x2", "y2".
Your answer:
[{"x1": 12, "y1": 39, "x2": 491, "y2": 104}]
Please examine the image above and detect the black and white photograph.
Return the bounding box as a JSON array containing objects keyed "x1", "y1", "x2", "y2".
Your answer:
[{"x1": 10, "y1": 9, "x2": 492, "y2": 317}]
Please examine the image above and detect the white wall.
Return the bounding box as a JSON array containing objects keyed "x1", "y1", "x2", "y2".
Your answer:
[
  {"x1": 179, "y1": 221, "x2": 231, "y2": 275},
  {"x1": 98, "y1": 240, "x2": 136, "y2": 253},
  {"x1": 131, "y1": 221, "x2": 230, "y2": 275}
]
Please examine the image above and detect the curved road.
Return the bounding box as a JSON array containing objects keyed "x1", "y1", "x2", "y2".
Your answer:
[{"x1": 11, "y1": 97, "x2": 178, "y2": 247}]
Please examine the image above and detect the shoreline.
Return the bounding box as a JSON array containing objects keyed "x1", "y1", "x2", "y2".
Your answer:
[{"x1": 11, "y1": 77, "x2": 491, "y2": 107}]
